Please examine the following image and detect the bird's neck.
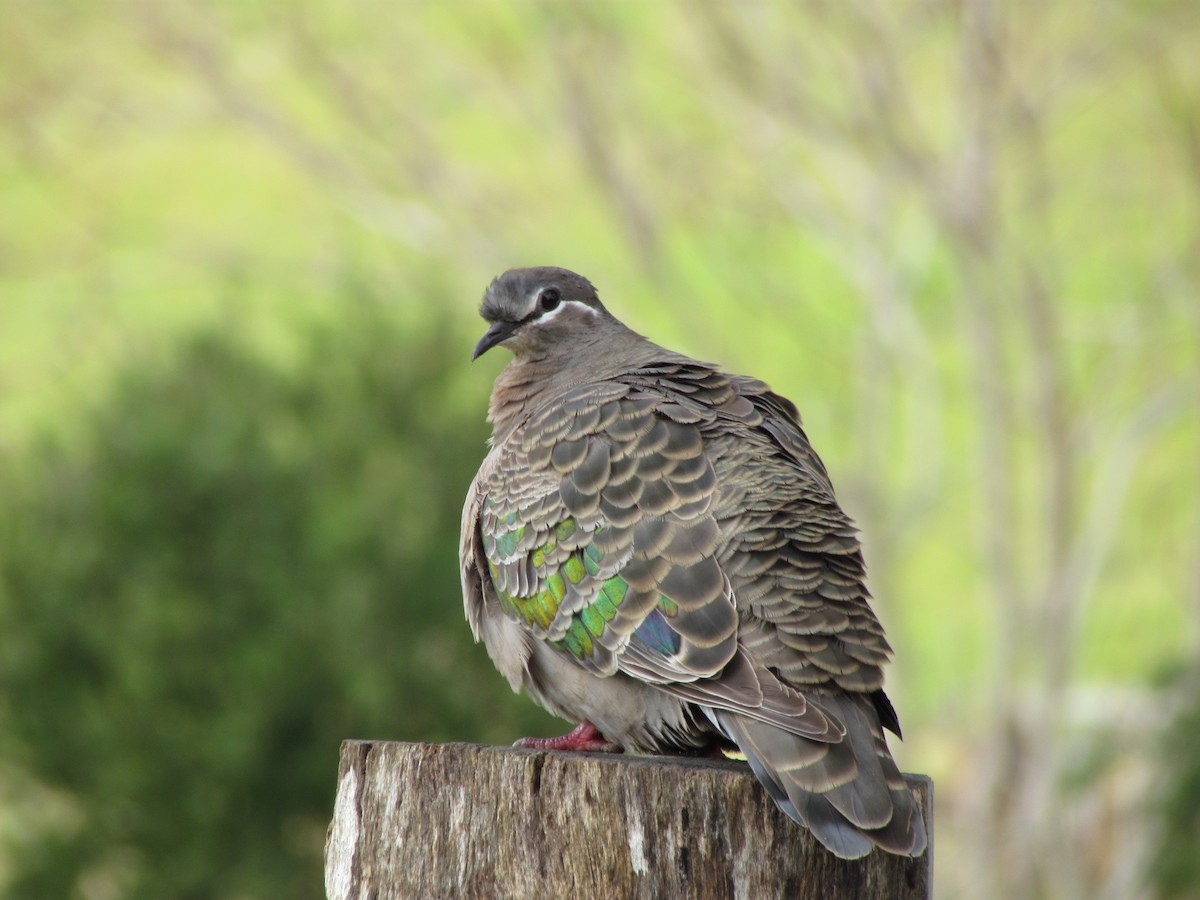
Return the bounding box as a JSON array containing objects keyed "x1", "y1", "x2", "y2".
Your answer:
[
  {"x1": 486, "y1": 326, "x2": 682, "y2": 444},
  {"x1": 486, "y1": 354, "x2": 568, "y2": 444},
  {"x1": 486, "y1": 338, "x2": 632, "y2": 441}
]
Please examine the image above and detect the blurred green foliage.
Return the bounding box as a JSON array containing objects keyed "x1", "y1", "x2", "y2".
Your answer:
[
  {"x1": 0, "y1": 294, "x2": 556, "y2": 898},
  {"x1": 1152, "y1": 669, "x2": 1200, "y2": 897}
]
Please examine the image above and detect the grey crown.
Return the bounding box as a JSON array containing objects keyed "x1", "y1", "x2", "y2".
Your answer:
[{"x1": 460, "y1": 266, "x2": 927, "y2": 859}]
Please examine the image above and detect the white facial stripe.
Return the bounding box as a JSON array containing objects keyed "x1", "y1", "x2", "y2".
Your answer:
[{"x1": 531, "y1": 299, "x2": 600, "y2": 325}]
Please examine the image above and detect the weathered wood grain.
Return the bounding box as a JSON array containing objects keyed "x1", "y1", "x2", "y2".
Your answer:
[{"x1": 325, "y1": 740, "x2": 932, "y2": 899}]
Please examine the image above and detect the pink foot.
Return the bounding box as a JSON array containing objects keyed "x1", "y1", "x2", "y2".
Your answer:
[{"x1": 513, "y1": 721, "x2": 623, "y2": 753}]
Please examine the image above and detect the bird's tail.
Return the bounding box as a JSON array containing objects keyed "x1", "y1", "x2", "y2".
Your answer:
[{"x1": 714, "y1": 693, "x2": 927, "y2": 859}]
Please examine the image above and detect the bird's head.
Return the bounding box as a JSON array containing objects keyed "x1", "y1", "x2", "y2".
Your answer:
[{"x1": 473, "y1": 267, "x2": 610, "y2": 361}]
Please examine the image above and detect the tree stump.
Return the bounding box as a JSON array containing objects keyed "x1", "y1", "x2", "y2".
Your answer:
[{"x1": 325, "y1": 740, "x2": 932, "y2": 899}]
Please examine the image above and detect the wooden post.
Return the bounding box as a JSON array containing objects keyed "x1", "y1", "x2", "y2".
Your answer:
[{"x1": 325, "y1": 740, "x2": 932, "y2": 899}]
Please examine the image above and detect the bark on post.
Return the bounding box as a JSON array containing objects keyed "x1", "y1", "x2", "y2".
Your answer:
[{"x1": 325, "y1": 740, "x2": 932, "y2": 899}]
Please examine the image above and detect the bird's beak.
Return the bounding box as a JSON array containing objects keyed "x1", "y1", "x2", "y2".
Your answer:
[{"x1": 472, "y1": 320, "x2": 519, "y2": 360}]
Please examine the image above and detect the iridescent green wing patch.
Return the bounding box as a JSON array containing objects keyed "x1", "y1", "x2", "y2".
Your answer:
[
  {"x1": 551, "y1": 572, "x2": 628, "y2": 661},
  {"x1": 492, "y1": 524, "x2": 525, "y2": 559},
  {"x1": 484, "y1": 510, "x2": 632, "y2": 662}
]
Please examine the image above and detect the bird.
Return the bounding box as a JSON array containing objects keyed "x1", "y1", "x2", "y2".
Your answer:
[{"x1": 460, "y1": 266, "x2": 927, "y2": 859}]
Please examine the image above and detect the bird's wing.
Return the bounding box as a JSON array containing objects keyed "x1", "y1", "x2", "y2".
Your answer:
[
  {"x1": 690, "y1": 372, "x2": 923, "y2": 857},
  {"x1": 715, "y1": 374, "x2": 897, "y2": 702},
  {"x1": 473, "y1": 373, "x2": 841, "y2": 741}
]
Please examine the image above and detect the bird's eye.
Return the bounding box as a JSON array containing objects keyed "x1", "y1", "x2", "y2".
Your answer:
[{"x1": 538, "y1": 288, "x2": 561, "y2": 313}]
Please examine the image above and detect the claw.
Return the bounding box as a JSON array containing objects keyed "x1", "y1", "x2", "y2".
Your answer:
[{"x1": 513, "y1": 721, "x2": 623, "y2": 753}]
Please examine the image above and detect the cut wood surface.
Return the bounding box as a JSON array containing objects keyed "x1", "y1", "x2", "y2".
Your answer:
[{"x1": 325, "y1": 740, "x2": 932, "y2": 900}]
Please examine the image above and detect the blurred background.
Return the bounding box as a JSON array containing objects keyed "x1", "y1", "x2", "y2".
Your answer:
[{"x1": 0, "y1": 1, "x2": 1197, "y2": 897}]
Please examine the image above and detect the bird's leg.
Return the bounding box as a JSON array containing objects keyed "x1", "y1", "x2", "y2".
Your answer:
[{"x1": 513, "y1": 721, "x2": 623, "y2": 753}]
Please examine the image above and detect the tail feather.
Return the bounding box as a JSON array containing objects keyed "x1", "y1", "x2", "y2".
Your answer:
[
  {"x1": 822, "y1": 696, "x2": 893, "y2": 828},
  {"x1": 791, "y1": 793, "x2": 876, "y2": 859},
  {"x1": 713, "y1": 693, "x2": 927, "y2": 859},
  {"x1": 866, "y1": 784, "x2": 928, "y2": 856},
  {"x1": 864, "y1": 723, "x2": 929, "y2": 856}
]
